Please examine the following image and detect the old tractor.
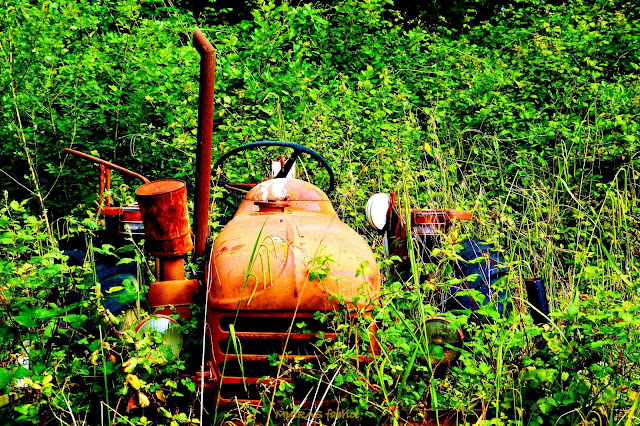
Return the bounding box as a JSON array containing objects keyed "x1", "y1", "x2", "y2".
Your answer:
[{"x1": 63, "y1": 28, "x2": 548, "y2": 425}]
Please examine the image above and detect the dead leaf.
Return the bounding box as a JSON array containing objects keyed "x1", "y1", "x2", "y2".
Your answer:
[
  {"x1": 139, "y1": 392, "x2": 150, "y2": 408},
  {"x1": 126, "y1": 395, "x2": 137, "y2": 411},
  {"x1": 126, "y1": 373, "x2": 141, "y2": 390},
  {"x1": 155, "y1": 389, "x2": 166, "y2": 404}
]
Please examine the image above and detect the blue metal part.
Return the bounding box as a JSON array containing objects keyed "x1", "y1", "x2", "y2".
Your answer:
[
  {"x1": 448, "y1": 238, "x2": 510, "y2": 317},
  {"x1": 64, "y1": 248, "x2": 138, "y2": 314},
  {"x1": 525, "y1": 278, "x2": 550, "y2": 324}
]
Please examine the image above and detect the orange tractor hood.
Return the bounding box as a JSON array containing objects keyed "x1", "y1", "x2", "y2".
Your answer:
[{"x1": 207, "y1": 179, "x2": 381, "y2": 311}]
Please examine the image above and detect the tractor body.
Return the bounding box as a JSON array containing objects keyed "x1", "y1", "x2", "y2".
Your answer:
[{"x1": 206, "y1": 178, "x2": 380, "y2": 406}]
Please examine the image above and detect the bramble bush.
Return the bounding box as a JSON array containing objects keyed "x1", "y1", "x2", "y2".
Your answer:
[{"x1": 0, "y1": 194, "x2": 202, "y2": 424}]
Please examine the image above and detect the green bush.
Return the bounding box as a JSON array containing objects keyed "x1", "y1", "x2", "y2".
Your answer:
[{"x1": 0, "y1": 195, "x2": 200, "y2": 424}]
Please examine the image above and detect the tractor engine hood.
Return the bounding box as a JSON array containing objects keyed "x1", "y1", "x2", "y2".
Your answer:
[{"x1": 207, "y1": 179, "x2": 380, "y2": 311}]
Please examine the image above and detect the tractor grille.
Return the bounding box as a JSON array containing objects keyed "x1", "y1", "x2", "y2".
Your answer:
[{"x1": 211, "y1": 311, "x2": 337, "y2": 404}]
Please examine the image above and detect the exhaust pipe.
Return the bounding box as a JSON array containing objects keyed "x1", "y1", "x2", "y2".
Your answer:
[{"x1": 192, "y1": 27, "x2": 216, "y2": 259}]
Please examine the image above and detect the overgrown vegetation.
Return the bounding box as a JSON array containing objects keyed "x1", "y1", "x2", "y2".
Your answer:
[{"x1": 1, "y1": 0, "x2": 639, "y2": 424}]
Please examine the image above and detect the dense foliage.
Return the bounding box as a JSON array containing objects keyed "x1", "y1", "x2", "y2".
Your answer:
[{"x1": 1, "y1": 0, "x2": 639, "y2": 424}]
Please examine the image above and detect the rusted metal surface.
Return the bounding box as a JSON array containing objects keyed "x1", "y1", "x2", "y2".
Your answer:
[
  {"x1": 102, "y1": 204, "x2": 144, "y2": 235},
  {"x1": 192, "y1": 28, "x2": 217, "y2": 259},
  {"x1": 64, "y1": 148, "x2": 150, "y2": 184},
  {"x1": 98, "y1": 164, "x2": 112, "y2": 208},
  {"x1": 64, "y1": 148, "x2": 147, "y2": 222},
  {"x1": 412, "y1": 209, "x2": 472, "y2": 235},
  {"x1": 205, "y1": 179, "x2": 381, "y2": 408},
  {"x1": 208, "y1": 309, "x2": 375, "y2": 404},
  {"x1": 135, "y1": 180, "x2": 194, "y2": 257},
  {"x1": 206, "y1": 179, "x2": 380, "y2": 312},
  {"x1": 119, "y1": 205, "x2": 144, "y2": 234},
  {"x1": 387, "y1": 194, "x2": 472, "y2": 266},
  {"x1": 105, "y1": 168, "x2": 112, "y2": 206},
  {"x1": 158, "y1": 257, "x2": 186, "y2": 281},
  {"x1": 207, "y1": 310, "x2": 329, "y2": 406},
  {"x1": 147, "y1": 279, "x2": 199, "y2": 319}
]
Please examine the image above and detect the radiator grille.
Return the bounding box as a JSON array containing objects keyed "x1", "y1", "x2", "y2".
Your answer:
[{"x1": 212, "y1": 311, "x2": 336, "y2": 404}]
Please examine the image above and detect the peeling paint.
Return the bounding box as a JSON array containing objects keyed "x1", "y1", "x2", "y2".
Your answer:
[{"x1": 254, "y1": 179, "x2": 289, "y2": 201}]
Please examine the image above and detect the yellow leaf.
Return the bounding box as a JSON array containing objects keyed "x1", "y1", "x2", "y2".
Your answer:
[
  {"x1": 122, "y1": 357, "x2": 138, "y2": 373},
  {"x1": 24, "y1": 378, "x2": 41, "y2": 390},
  {"x1": 89, "y1": 350, "x2": 99, "y2": 365},
  {"x1": 155, "y1": 389, "x2": 166, "y2": 404},
  {"x1": 139, "y1": 392, "x2": 150, "y2": 408},
  {"x1": 126, "y1": 374, "x2": 141, "y2": 390}
]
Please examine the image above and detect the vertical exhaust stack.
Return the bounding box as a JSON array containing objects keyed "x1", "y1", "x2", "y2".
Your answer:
[
  {"x1": 131, "y1": 29, "x2": 215, "y2": 320},
  {"x1": 193, "y1": 28, "x2": 216, "y2": 259}
]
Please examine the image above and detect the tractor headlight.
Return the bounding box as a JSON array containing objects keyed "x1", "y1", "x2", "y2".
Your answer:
[
  {"x1": 423, "y1": 317, "x2": 464, "y2": 367},
  {"x1": 366, "y1": 193, "x2": 391, "y2": 231},
  {"x1": 135, "y1": 315, "x2": 183, "y2": 362}
]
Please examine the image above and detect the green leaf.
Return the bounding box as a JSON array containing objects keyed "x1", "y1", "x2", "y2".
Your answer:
[
  {"x1": 13, "y1": 315, "x2": 37, "y2": 327},
  {"x1": 14, "y1": 366, "x2": 31, "y2": 380},
  {"x1": 0, "y1": 368, "x2": 12, "y2": 389}
]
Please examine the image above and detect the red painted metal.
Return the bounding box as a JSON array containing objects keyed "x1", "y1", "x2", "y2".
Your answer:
[
  {"x1": 105, "y1": 168, "x2": 112, "y2": 206},
  {"x1": 158, "y1": 257, "x2": 186, "y2": 281},
  {"x1": 192, "y1": 28, "x2": 216, "y2": 259},
  {"x1": 412, "y1": 209, "x2": 472, "y2": 236},
  {"x1": 64, "y1": 148, "x2": 149, "y2": 184},
  {"x1": 387, "y1": 193, "x2": 472, "y2": 266},
  {"x1": 102, "y1": 205, "x2": 144, "y2": 235},
  {"x1": 98, "y1": 164, "x2": 109, "y2": 209},
  {"x1": 207, "y1": 310, "x2": 329, "y2": 406},
  {"x1": 135, "y1": 180, "x2": 194, "y2": 257},
  {"x1": 64, "y1": 148, "x2": 149, "y2": 235}
]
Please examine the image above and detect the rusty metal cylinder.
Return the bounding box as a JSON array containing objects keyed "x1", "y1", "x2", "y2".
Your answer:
[
  {"x1": 135, "y1": 180, "x2": 194, "y2": 257},
  {"x1": 147, "y1": 279, "x2": 199, "y2": 320}
]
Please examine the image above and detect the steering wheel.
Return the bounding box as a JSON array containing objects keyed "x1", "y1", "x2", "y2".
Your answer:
[{"x1": 212, "y1": 141, "x2": 335, "y2": 195}]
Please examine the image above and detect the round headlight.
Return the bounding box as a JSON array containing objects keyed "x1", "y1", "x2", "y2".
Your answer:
[
  {"x1": 423, "y1": 317, "x2": 464, "y2": 367},
  {"x1": 366, "y1": 193, "x2": 391, "y2": 231},
  {"x1": 135, "y1": 315, "x2": 183, "y2": 362}
]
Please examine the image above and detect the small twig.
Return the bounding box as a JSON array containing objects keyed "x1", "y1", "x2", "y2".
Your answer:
[
  {"x1": 0, "y1": 168, "x2": 36, "y2": 195},
  {"x1": 99, "y1": 401, "x2": 136, "y2": 426}
]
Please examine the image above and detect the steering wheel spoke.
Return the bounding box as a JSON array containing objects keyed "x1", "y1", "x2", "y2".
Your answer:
[
  {"x1": 275, "y1": 148, "x2": 302, "y2": 179},
  {"x1": 212, "y1": 141, "x2": 335, "y2": 195}
]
